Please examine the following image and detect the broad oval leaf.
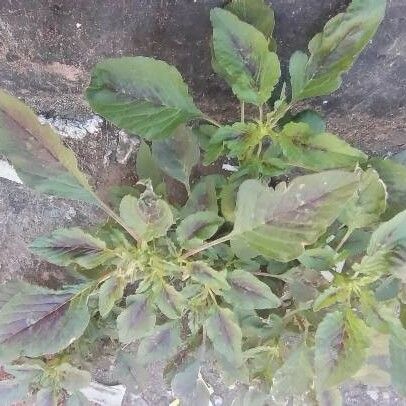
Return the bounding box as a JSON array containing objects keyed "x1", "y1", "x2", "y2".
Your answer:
[
  {"x1": 137, "y1": 321, "x2": 181, "y2": 364},
  {"x1": 231, "y1": 170, "x2": 359, "y2": 262},
  {"x1": 136, "y1": 140, "x2": 164, "y2": 189},
  {"x1": 188, "y1": 261, "x2": 230, "y2": 292},
  {"x1": 389, "y1": 334, "x2": 406, "y2": 396},
  {"x1": 290, "y1": 0, "x2": 386, "y2": 100},
  {"x1": 223, "y1": 270, "x2": 281, "y2": 309},
  {"x1": 119, "y1": 188, "x2": 174, "y2": 242},
  {"x1": 339, "y1": 168, "x2": 387, "y2": 229},
  {"x1": 152, "y1": 125, "x2": 200, "y2": 193},
  {"x1": 206, "y1": 306, "x2": 243, "y2": 366},
  {"x1": 370, "y1": 157, "x2": 406, "y2": 219},
  {"x1": 211, "y1": 8, "x2": 281, "y2": 106},
  {"x1": 0, "y1": 89, "x2": 96, "y2": 203},
  {"x1": 0, "y1": 284, "x2": 90, "y2": 362},
  {"x1": 366, "y1": 209, "x2": 406, "y2": 281},
  {"x1": 117, "y1": 294, "x2": 156, "y2": 344},
  {"x1": 30, "y1": 228, "x2": 111, "y2": 269},
  {"x1": 225, "y1": 0, "x2": 275, "y2": 47},
  {"x1": 177, "y1": 211, "x2": 224, "y2": 249},
  {"x1": 86, "y1": 57, "x2": 201, "y2": 140},
  {"x1": 278, "y1": 122, "x2": 367, "y2": 171},
  {"x1": 315, "y1": 310, "x2": 369, "y2": 389},
  {"x1": 154, "y1": 283, "x2": 184, "y2": 320},
  {"x1": 98, "y1": 276, "x2": 125, "y2": 318}
]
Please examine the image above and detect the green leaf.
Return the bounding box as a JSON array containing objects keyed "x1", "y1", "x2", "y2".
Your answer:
[
  {"x1": 223, "y1": 269, "x2": 281, "y2": 309},
  {"x1": 86, "y1": 57, "x2": 201, "y2": 140},
  {"x1": 290, "y1": 0, "x2": 386, "y2": 100},
  {"x1": 366, "y1": 209, "x2": 406, "y2": 281},
  {"x1": 136, "y1": 140, "x2": 163, "y2": 189},
  {"x1": 225, "y1": 0, "x2": 276, "y2": 47},
  {"x1": 271, "y1": 344, "x2": 314, "y2": 401},
  {"x1": 36, "y1": 388, "x2": 57, "y2": 406},
  {"x1": 182, "y1": 175, "x2": 219, "y2": 217},
  {"x1": 339, "y1": 168, "x2": 387, "y2": 229},
  {"x1": 177, "y1": 211, "x2": 224, "y2": 249},
  {"x1": 119, "y1": 188, "x2": 174, "y2": 242},
  {"x1": 389, "y1": 333, "x2": 406, "y2": 395},
  {"x1": 224, "y1": 2, "x2": 270, "y2": 35},
  {"x1": 115, "y1": 351, "x2": 149, "y2": 393},
  {"x1": 313, "y1": 285, "x2": 349, "y2": 312},
  {"x1": 56, "y1": 363, "x2": 91, "y2": 392},
  {"x1": 154, "y1": 283, "x2": 184, "y2": 320},
  {"x1": 30, "y1": 228, "x2": 111, "y2": 269},
  {"x1": 0, "y1": 380, "x2": 31, "y2": 406},
  {"x1": 370, "y1": 157, "x2": 406, "y2": 218},
  {"x1": 315, "y1": 310, "x2": 369, "y2": 389},
  {"x1": 171, "y1": 361, "x2": 212, "y2": 406},
  {"x1": 66, "y1": 391, "x2": 90, "y2": 406},
  {"x1": 0, "y1": 281, "x2": 33, "y2": 311},
  {"x1": 98, "y1": 276, "x2": 125, "y2": 318},
  {"x1": 278, "y1": 122, "x2": 367, "y2": 171},
  {"x1": 298, "y1": 245, "x2": 338, "y2": 271},
  {"x1": 152, "y1": 125, "x2": 200, "y2": 193},
  {"x1": 293, "y1": 109, "x2": 326, "y2": 134},
  {"x1": 188, "y1": 261, "x2": 230, "y2": 292},
  {"x1": 211, "y1": 8, "x2": 280, "y2": 105},
  {"x1": 0, "y1": 89, "x2": 96, "y2": 203},
  {"x1": 137, "y1": 321, "x2": 181, "y2": 364},
  {"x1": 117, "y1": 294, "x2": 156, "y2": 344},
  {"x1": 0, "y1": 284, "x2": 90, "y2": 362},
  {"x1": 231, "y1": 170, "x2": 359, "y2": 262},
  {"x1": 206, "y1": 306, "x2": 243, "y2": 366}
]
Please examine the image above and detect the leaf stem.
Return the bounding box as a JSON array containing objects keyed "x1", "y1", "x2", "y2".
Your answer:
[
  {"x1": 336, "y1": 227, "x2": 353, "y2": 251},
  {"x1": 202, "y1": 115, "x2": 221, "y2": 128},
  {"x1": 241, "y1": 102, "x2": 245, "y2": 123},
  {"x1": 254, "y1": 272, "x2": 285, "y2": 281},
  {"x1": 259, "y1": 105, "x2": 263, "y2": 123},
  {"x1": 181, "y1": 233, "x2": 233, "y2": 259}
]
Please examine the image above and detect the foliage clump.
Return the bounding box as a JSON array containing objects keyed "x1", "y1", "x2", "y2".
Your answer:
[{"x1": 1, "y1": 0, "x2": 406, "y2": 404}]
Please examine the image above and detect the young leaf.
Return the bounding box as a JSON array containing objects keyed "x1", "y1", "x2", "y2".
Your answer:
[
  {"x1": 117, "y1": 294, "x2": 156, "y2": 344},
  {"x1": 188, "y1": 261, "x2": 230, "y2": 292},
  {"x1": 211, "y1": 8, "x2": 280, "y2": 106},
  {"x1": 370, "y1": 157, "x2": 406, "y2": 218},
  {"x1": 0, "y1": 89, "x2": 96, "y2": 203},
  {"x1": 177, "y1": 211, "x2": 224, "y2": 249},
  {"x1": 271, "y1": 344, "x2": 314, "y2": 401},
  {"x1": 30, "y1": 228, "x2": 112, "y2": 269},
  {"x1": 137, "y1": 321, "x2": 181, "y2": 364},
  {"x1": 278, "y1": 122, "x2": 367, "y2": 171},
  {"x1": 136, "y1": 140, "x2": 163, "y2": 189},
  {"x1": 119, "y1": 188, "x2": 174, "y2": 242},
  {"x1": 205, "y1": 306, "x2": 243, "y2": 366},
  {"x1": 298, "y1": 245, "x2": 338, "y2": 271},
  {"x1": 225, "y1": 0, "x2": 275, "y2": 46},
  {"x1": 154, "y1": 283, "x2": 184, "y2": 320},
  {"x1": 98, "y1": 276, "x2": 125, "y2": 318},
  {"x1": 0, "y1": 284, "x2": 90, "y2": 362},
  {"x1": 223, "y1": 269, "x2": 281, "y2": 309},
  {"x1": 293, "y1": 109, "x2": 326, "y2": 134},
  {"x1": 315, "y1": 310, "x2": 369, "y2": 389},
  {"x1": 181, "y1": 175, "x2": 219, "y2": 217},
  {"x1": 151, "y1": 125, "x2": 200, "y2": 193},
  {"x1": 339, "y1": 168, "x2": 387, "y2": 229},
  {"x1": 86, "y1": 57, "x2": 201, "y2": 140},
  {"x1": 290, "y1": 0, "x2": 386, "y2": 100},
  {"x1": 231, "y1": 170, "x2": 359, "y2": 262}
]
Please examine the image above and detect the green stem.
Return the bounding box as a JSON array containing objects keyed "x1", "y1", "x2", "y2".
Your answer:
[
  {"x1": 336, "y1": 227, "x2": 353, "y2": 251},
  {"x1": 203, "y1": 115, "x2": 221, "y2": 128},
  {"x1": 254, "y1": 272, "x2": 285, "y2": 281},
  {"x1": 182, "y1": 233, "x2": 233, "y2": 259},
  {"x1": 241, "y1": 102, "x2": 245, "y2": 123},
  {"x1": 259, "y1": 105, "x2": 263, "y2": 123}
]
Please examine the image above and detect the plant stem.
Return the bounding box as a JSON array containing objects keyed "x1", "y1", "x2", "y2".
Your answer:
[
  {"x1": 203, "y1": 115, "x2": 221, "y2": 128},
  {"x1": 182, "y1": 233, "x2": 233, "y2": 259},
  {"x1": 241, "y1": 101, "x2": 245, "y2": 123},
  {"x1": 336, "y1": 227, "x2": 353, "y2": 251},
  {"x1": 259, "y1": 105, "x2": 263, "y2": 123},
  {"x1": 254, "y1": 272, "x2": 285, "y2": 281}
]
